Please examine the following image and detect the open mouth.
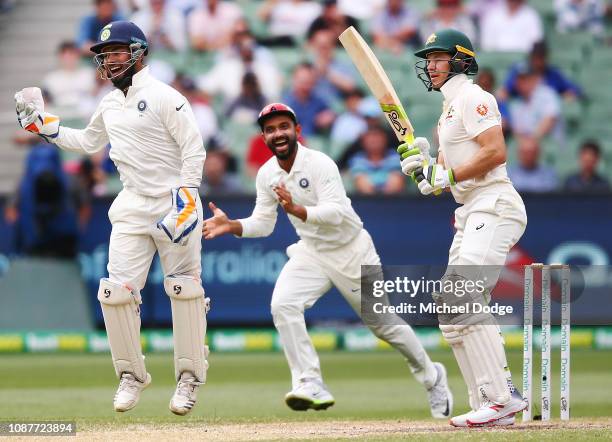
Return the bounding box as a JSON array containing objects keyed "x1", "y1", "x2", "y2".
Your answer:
[
  {"x1": 273, "y1": 138, "x2": 289, "y2": 154},
  {"x1": 108, "y1": 65, "x2": 124, "y2": 76}
]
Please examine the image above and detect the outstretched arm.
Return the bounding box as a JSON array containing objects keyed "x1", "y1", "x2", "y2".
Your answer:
[{"x1": 202, "y1": 202, "x2": 244, "y2": 239}]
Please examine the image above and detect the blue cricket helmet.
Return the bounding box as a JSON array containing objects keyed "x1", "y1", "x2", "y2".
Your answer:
[{"x1": 90, "y1": 20, "x2": 148, "y2": 55}]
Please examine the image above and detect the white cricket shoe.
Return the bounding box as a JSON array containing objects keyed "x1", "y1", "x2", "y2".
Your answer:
[
  {"x1": 450, "y1": 389, "x2": 523, "y2": 427},
  {"x1": 285, "y1": 378, "x2": 335, "y2": 411},
  {"x1": 169, "y1": 372, "x2": 203, "y2": 416},
  {"x1": 465, "y1": 391, "x2": 527, "y2": 427},
  {"x1": 113, "y1": 372, "x2": 151, "y2": 412},
  {"x1": 427, "y1": 362, "x2": 453, "y2": 419},
  {"x1": 451, "y1": 412, "x2": 515, "y2": 427}
]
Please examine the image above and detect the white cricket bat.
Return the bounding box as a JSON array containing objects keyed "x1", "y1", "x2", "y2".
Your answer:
[{"x1": 339, "y1": 26, "x2": 415, "y2": 146}]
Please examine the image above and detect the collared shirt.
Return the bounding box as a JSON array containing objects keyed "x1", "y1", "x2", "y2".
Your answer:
[
  {"x1": 437, "y1": 74, "x2": 512, "y2": 204},
  {"x1": 239, "y1": 144, "x2": 363, "y2": 252},
  {"x1": 54, "y1": 66, "x2": 205, "y2": 197}
]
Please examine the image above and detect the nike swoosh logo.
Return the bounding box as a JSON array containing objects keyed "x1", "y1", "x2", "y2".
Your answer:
[
  {"x1": 351, "y1": 288, "x2": 359, "y2": 293},
  {"x1": 476, "y1": 223, "x2": 484, "y2": 230},
  {"x1": 176, "y1": 103, "x2": 185, "y2": 111}
]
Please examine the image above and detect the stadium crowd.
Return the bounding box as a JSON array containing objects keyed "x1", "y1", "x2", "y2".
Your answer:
[{"x1": 6, "y1": 0, "x2": 612, "y2": 252}]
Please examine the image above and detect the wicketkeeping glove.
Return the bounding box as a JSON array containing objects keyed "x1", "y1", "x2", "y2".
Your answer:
[
  {"x1": 414, "y1": 164, "x2": 455, "y2": 195},
  {"x1": 397, "y1": 137, "x2": 435, "y2": 177},
  {"x1": 157, "y1": 187, "x2": 200, "y2": 246},
  {"x1": 15, "y1": 87, "x2": 60, "y2": 142}
]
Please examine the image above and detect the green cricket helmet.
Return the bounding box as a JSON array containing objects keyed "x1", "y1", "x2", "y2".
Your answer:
[{"x1": 414, "y1": 28, "x2": 479, "y2": 91}]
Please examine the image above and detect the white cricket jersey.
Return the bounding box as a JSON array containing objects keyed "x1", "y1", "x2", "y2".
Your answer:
[
  {"x1": 239, "y1": 144, "x2": 363, "y2": 252},
  {"x1": 437, "y1": 74, "x2": 513, "y2": 204},
  {"x1": 54, "y1": 66, "x2": 205, "y2": 197}
]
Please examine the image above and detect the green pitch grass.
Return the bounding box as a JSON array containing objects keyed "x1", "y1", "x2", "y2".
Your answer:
[{"x1": 0, "y1": 349, "x2": 610, "y2": 440}]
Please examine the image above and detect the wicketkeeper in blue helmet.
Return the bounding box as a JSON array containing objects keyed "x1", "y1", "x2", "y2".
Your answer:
[
  {"x1": 90, "y1": 20, "x2": 149, "y2": 91},
  {"x1": 397, "y1": 29, "x2": 530, "y2": 427},
  {"x1": 15, "y1": 20, "x2": 209, "y2": 416}
]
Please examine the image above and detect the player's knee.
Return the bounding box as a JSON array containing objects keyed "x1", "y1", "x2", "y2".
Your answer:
[
  {"x1": 164, "y1": 276, "x2": 204, "y2": 300},
  {"x1": 97, "y1": 278, "x2": 140, "y2": 305},
  {"x1": 270, "y1": 298, "x2": 303, "y2": 321}
]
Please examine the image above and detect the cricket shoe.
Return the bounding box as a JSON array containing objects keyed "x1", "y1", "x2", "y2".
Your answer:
[
  {"x1": 465, "y1": 391, "x2": 527, "y2": 427},
  {"x1": 450, "y1": 412, "x2": 515, "y2": 427},
  {"x1": 169, "y1": 372, "x2": 203, "y2": 416},
  {"x1": 113, "y1": 372, "x2": 151, "y2": 412},
  {"x1": 450, "y1": 389, "x2": 522, "y2": 427},
  {"x1": 285, "y1": 378, "x2": 335, "y2": 411},
  {"x1": 427, "y1": 362, "x2": 453, "y2": 419}
]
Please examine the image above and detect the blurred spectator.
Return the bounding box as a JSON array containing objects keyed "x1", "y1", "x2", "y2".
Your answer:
[
  {"x1": 466, "y1": 0, "x2": 504, "y2": 23},
  {"x1": 508, "y1": 67, "x2": 563, "y2": 142},
  {"x1": 500, "y1": 42, "x2": 582, "y2": 101},
  {"x1": 507, "y1": 136, "x2": 558, "y2": 192},
  {"x1": 282, "y1": 63, "x2": 335, "y2": 136},
  {"x1": 371, "y1": 0, "x2": 420, "y2": 54},
  {"x1": 76, "y1": 152, "x2": 113, "y2": 197},
  {"x1": 173, "y1": 74, "x2": 218, "y2": 145},
  {"x1": 188, "y1": 0, "x2": 243, "y2": 52},
  {"x1": 199, "y1": 150, "x2": 244, "y2": 195},
  {"x1": 79, "y1": 73, "x2": 115, "y2": 116},
  {"x1": 225, "y1": 72, "x2": 268, "y2": 125},
  {"x1": 131, "y1": 0, "x2": 187, "y2": 51},
  {"x1": 42, "y1": 41, "x2": 95, "y2": 120},
  {"x1": 77, "y1": 0, "x2": 123, "y2": 55},
  {"x1": 148, "y1": 58, "x2": 177, "y2": 84},
  {"x1": 167, "y1": 0, "x2": 200, "y2": 15},
  {"x1": 349, "y1": 125, "x2": 404, "y2": 195},
  {"x1": 4, "y1": 144, "x2": 88, "y2": 258},
  {"x1": 330, "y1": 89, "x2": 370, "y2": 146},
  {"x1": 197, "y1": 34, "x2": 282, "y2": 104},
  {"x1": 258, "y1": 0, "x2": 322, "y2": 46},
  {"x1": 307, "y1": 28, "x2": 357, "y2": 103},
  {"x1": 338, "y1": 0, "x2": 385, "y2": 21},
  {"x1": 480, "y1": 0, "x2": 543, "y2": 52},
  {"x1": 475, "y1": 68, "x2": 510, "y2": 133},
  {"x1": 224, "y1": 20, "x2": 278, "y2": 66},
  {"x1": 555, "y1": 0, "x2": 605, "y2": 36},
  {"x1": 306, "y1": 0, "x2": 360, "y2": 41},
  {"x1": 419, "y1": 0, "x2": 477, "y2": 44},
  {"x1": 564, "y1": 140, "x2": 610, "y2": 192}
]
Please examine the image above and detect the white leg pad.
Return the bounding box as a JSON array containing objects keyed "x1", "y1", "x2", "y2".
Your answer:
[
  {"x1": 459, "y1": 324, "x2": 511, "y2": 404},
  {"x1": 440, "y1": 324, "x2": 480, "y2": 411},
  {"x1": 164, "y1": 276, "x2": 208, "y2": 383},
  {"x1": 97, "y1": 278, "x2": 147, "y2": 382}
]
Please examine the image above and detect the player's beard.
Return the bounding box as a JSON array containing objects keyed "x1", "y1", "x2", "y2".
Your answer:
[
  {"x1": 269, "y1": 133, "x2": 298, "y2": 160},
  {"x1": 110, "y1": 63, "x2": 136, "y2": 91}
]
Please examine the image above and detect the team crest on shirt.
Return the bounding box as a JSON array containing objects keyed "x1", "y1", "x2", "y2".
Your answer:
[
  {"x1": 476, "y1": 104, "x2": 488, "y2": 116},
  {"x1": 299, "y1": 178, "x2": 309, "y2": 189},
  {"x1": 137, "y1": 100, "x2": 147, "y2": 112}
]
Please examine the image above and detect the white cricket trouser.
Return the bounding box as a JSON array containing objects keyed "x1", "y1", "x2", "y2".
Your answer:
[
  {"x1": 106, "y1": 188, "x2": 203, "y2": 289},
  {"x1": 448, "y1": 185, "x2": 527, "y2": 273},
  {"x1": 271, "y1": 229, "x2": 437, "y2": 390},
  {"x1": 446, "y1": 185, "x2": 527, "y2": 409}
]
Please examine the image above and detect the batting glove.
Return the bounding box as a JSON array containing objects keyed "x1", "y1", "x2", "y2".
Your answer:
[
  {"x1": 15, "y1": 88, "x2": 59, "y2": 142},
  {"x1": 157, "y1": 187, "x2": 200, "y2": 246},
  {"x1": 397, "y1": 137, "x2": 435, "y2": 177},
  {"x1": 414, "y1": 164, "x2": 455, "y2": 195}
]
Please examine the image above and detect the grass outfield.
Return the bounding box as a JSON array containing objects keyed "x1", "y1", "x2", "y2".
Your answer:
[{"x1": 0, "y1": 349, "x2": 610, "y2": 440}]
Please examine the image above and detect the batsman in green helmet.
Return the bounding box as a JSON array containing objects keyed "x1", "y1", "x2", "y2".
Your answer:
[{"x1": 397, "y1": 29, "x2": 530, "y2": 428}]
